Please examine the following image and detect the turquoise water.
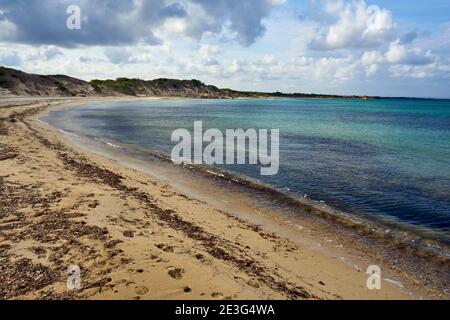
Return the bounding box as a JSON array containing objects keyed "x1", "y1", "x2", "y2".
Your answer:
[{"x1": 45, "y1": 98, "x2": 450, "y2": 239}]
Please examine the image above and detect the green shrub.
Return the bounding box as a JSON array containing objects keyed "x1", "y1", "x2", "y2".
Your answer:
[
  {"x1": 89, "y1": 78, "x2": 140, "y2": 94},
  {"x1": 57, "y1": 84, "x2": 70, "y2": 94},
  {"x1": 0, "y1": 73, "x2": 7, "y2": 87}
]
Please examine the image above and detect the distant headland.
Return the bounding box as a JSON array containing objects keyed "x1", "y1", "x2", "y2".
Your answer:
[{"x1": 0, "y1": 66, "x2": 439, "y2": 100}]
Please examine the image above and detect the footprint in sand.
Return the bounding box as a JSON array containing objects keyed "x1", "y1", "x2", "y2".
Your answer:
[
  {"x1": 135, "y1": 286, "x2": 149, "y2": 295},
  {"x1": 195, "y1": 253, "x2": 205, "y2": 261},
  {"x1": 156, "y1": 243, "x2": 174, "y2": 253},
  {"x1": 88, "y1": 200, "x2": 100, "y2": 209}
]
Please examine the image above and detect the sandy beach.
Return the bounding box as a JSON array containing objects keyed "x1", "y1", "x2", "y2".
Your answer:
[{"x1": 0, "y1": 97, "x2": 448, "y2": 300}]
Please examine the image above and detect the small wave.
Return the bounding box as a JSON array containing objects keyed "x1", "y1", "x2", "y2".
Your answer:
[
  {"x1": 104, "y1": 141, "x2": 122, "y2": 149},
  {"x1": 58, "y1": 129, "x2": 79, "y2": 138},
  {"x1": 96, "y1": 139, "x2": 122, "y2": 149},
  {"x1": 37, "y1": 119, "x2": 49, "y2": 126}
]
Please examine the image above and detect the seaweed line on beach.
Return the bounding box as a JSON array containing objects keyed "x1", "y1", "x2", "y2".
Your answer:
[
  {"x1": 110, "y1": 129, "x2": 450, "y2": 269},
  {"x1": 0, "y1": 103, "x2": 133, "y2": 299},
  {"x1": 10, "y1": 104, "x2": 317, "y2": 299},
  {"x1": 3, "y1": 100, "x2": 448, "y2": 299},
  {"x1": 56, "y1": 148, "x2": 315, "y2": 299},
  {"x1": 0, "y1": 174, "x2": 121, "y2": 299}
]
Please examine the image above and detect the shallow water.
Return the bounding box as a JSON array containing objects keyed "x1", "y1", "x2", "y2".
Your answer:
[{"x1": 44, "y1": 98, "x2": 450, "y2": 241}]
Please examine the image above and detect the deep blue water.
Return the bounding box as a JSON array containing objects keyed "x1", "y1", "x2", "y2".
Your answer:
[{"x1": 44, "y1": 98, "x2": 450, "y2": 238}]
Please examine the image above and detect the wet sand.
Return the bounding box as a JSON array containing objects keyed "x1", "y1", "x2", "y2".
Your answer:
[{"x1": 0, "y1": 97, "x2": 448, "y2": 300}]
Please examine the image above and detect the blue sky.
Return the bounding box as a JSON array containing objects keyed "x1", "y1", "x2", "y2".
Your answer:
[{"x1": 0, "y1": 0, "x2": 449, "y2": 98}]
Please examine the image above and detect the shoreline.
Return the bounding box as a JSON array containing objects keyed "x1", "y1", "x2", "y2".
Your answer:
[
  {"x1": 41, "y1": 98, "x2": 450, "y2": 251},
  {"x1": 0, "y1": 96, "x2": 448, "y2": 300},
  {"x1": 51, "y1": 124, "x2": 450, "y2": 252},
  {"x1": 41, "y1": 105, "x2": 450, "y2": 297}
]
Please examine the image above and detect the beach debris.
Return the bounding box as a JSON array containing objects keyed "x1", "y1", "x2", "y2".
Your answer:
[
  {"x1": 104, "y1": 240, "x2": 123, "y2": 249},
  {"x1": 195, "y1": 253, "x2": 205, "y2": 261},
  {"x1": 31, "y1": 246, "x2": 47, "y2": 256},
  {"x1": 156, "y1": 243, "x2": 174, "y2": 252},
  {"x1": 59, "y1": 153, "x2": 124, "y2": 186},
  {"x1": 123, "y1": 230, "x2": 135, "y2": 238},
  {"x1": 247, "y1": 280, "x2": 261, "y2": 288},
  {"x1": 0, "y1": 258, "x2": 58, "y2": 300},
  {"x1": 0, "y1": 143, "x2": 18, "y2": 161},
  {"x1": 88, "y1": 200, "x2": 100, "y2": 209},
  {"x1": 36, "y1": 132, "x2": 315, "y2": 300},
  {"x1": 0, "y1": 122, "x2": 8, "y2": 135},
  {"x1": 168, "y1": 268, "x2": 184, "y2": 280},
  {"x1": 353, "y1": 265, "x2": 363, "y2": 272}
]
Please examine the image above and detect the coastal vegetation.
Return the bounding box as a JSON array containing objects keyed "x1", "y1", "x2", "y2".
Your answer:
[{"x1": 1, "y1": 66, "x2": 383, "y2": 99}]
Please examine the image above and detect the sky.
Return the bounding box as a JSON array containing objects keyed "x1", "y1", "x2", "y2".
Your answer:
[{"x1": 0, "y1": 0, "x2": 449, "y2": 98}]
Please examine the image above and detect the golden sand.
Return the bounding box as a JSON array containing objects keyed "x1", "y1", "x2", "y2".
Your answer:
[{"x1": 0, "y1": 97, "x2": 445, "y2": 300}]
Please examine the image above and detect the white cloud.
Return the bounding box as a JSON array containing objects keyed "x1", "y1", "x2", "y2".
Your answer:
[
  {"x1": 361, "y1": 50, "x2": 384, "y2": 65},
  {"x1": 0, "y1": 18, "x2": 17, "y2": 41},
  {"x1": 365, "y1": 63, "x2": 379, "y2": 76},
  {"x1": 268, "y1": 0, "x2": 287, "y2": 5},
  {"x1": 1, "y1": 0, "x2": 449, "y2": 98},
  {"x1": 0, "y1": 50, "x2": 21, "y2": 67},
  {"x1": 225, "y1": 55, "x2": 360, "y2": 83},
  {"x1": 310, "y1": 0, "x2": 395, "y2": 50},
  {"x1": 360, "y1": 40, "x2": 436, "y2": 77},
  {"x1": 198, "y1": 44, "x2": 221, "y2": 66},
  {"x1": 311, "y1": 56, "x2": 359, "y2": 81},
  {"x1": 227, "y1": 59, "x2": 243, "y2": 74},
  {"x1": 386, "y1": 41, "x2": 433, "y2": 65},
  {"x1": 199, "y1": 44, "x2": 221, "y2": 59},
  {"x1": 388, "y1": 61, "x2": 450, "y2": 80},
  {"x1": 160, "y1": 18, "x2": 188, "y2": 35},
  {"x1": 0, "y1": 0, "x2": 284, "y2": 47},
  {"x1": 40, "y1": 46, "x2": 63, "y2": 60},
  {"x1": 258, "y1": 54, "x2": 278, "y2": 66},
  {"x1": 389, "y1": 65, "x2": 428, "y2": 79},
  {"x1": 159, "y1": 0, "x2": 286, "y2": 46}
]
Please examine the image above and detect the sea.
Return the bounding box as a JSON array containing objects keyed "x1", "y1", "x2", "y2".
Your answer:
[{"x1": 43, "y1": 98, "x2": 450, "y2": 244}]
